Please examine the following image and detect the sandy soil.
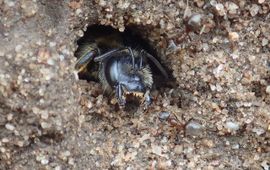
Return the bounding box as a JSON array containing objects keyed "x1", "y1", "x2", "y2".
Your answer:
[{"x1": 0, "y1": 0, "x2": 269, "y2": 169}]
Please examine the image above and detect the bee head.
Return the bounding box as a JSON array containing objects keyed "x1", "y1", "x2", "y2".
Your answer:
[{"x1": 121, "y1": 65, "x2": 153, "y2": 98}]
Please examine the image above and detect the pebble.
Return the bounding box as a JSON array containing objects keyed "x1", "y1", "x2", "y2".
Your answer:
[
  {"x1": 5, "y1": 123, "x2": 15, "y2": 131},
  {"x1": 185, "y1": 121, "x2": 203, "y2": 136},
  {"x1": 206, "y1": 140, "x2": 216, "y2": 149},
  {"x1": 262, "y1": 38, "x2": 268, "y2": 46},
  {"x1": 36, "y1": 155, "x2": 49, "y2": 165},
  {"x1": 266, "y1": 86, "x2": 270, "y2": 94},
  {"x1": 258, "y1": 0, "x2": 265, "y2": 4},
  {"x1": 40, "y1": 121, "x2": 51, "y2": 129},
  {"x1": 252, "y1": 127, "x2": 265, "y2": 135},
  {"x1": 0, "y1": 147, "x2": 6, "y2": 153},
  {"x1": 7, "y1": 114, "x2": 13, "y2": 121},
  {"x1": 228, "y1": 32, "x2": 239, "y2": 42},
  {"x1": 2, "y1": 138, "x2": 9, "y2": 143},
  {"x1": 20, "y1": 0, "x2": 38, "y2": 17},
  {"x1": 225, "y1": 121, "x2": 239, "y2": 131},
  {"x1": 232, "y1": 143, "x2": 240, "y2": 149},
  {"x1": 215, "y1": 3, "x2": 226, "y2": 16},
  {"x1": 187, "y1": 14, "x2": 202, "y2": 32},
  {"x1": 261, "y1": 160, "x2": 269, "y2": 170},
  {"x1": 41, "y1": 158, "x2": 49, "y2": 165},
  {"x1": 152, "y1": 145, "x2": 162, "y2": 156},
  {"x1": 54, "y1": 166, "x2": 62, "y2": 170},
  {"x1": 158, "y1": 112, "x2": 170, "y2": 121},
  {"x1": 41, "y1": 111, "x2": 49, "y2": 119},
  {"x1": 226, "y1": 2, "x2": 239, "y2": 15},
  {"x1": 174, "y1": 145, "x2": 183, "y2": 154},
  {"x1": 59, "y1": 151, "x2": 71, "y2": 161},
  {"x1": 15, "y1": 45, "x2": 23, "y2": 52},
  {"x1": 249, "y1": 4, "x2": 260, "y2": 17},
  {"x1": 5, "y1": 0, "x2": 15, "y2": 7}
]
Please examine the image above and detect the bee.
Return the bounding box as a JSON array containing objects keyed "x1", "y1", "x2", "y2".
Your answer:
[{"x1": 75, "y1": 26, "x2": 168, "y2": 108}]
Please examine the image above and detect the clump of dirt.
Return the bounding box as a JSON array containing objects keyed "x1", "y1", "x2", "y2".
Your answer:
[{"x1": 0, "y1": 0, "x2": 269, "y2": 169}]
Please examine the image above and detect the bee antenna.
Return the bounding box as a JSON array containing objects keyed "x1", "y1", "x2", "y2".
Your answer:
[
  {"x1": 139, "y1": 56, "x2": 143, "y2": 69},
  {"x1": 141, "y1": 50, "x2": 168, "y2": 79},
  {"x1": 94, "y1": 47, "x2": 135, "y2": 70},
  {"x1": 127, "y1": 47, "x2": 135, "y2": 69}
]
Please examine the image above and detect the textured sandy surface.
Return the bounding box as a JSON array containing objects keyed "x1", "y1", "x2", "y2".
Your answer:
[{"x1": 0, "y1": 0, "x2": 269, "y2": 169}]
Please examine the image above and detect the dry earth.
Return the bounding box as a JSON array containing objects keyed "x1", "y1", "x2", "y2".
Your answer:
[{"x1": 0, "y1": 0, "x2": 269, "y2": 169}]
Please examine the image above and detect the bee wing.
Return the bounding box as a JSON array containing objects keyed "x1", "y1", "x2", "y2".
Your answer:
[
  {"x1": 142, "y1": 51, "x2": 168, "y2": 79},
  {"x1": 75, "y1": 45, "x2": 99, "y2": 72}
]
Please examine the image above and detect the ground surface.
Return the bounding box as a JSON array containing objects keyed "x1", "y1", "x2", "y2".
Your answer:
[{"x1": 0, "y1": 0, "x2": 269, "y2": 169}]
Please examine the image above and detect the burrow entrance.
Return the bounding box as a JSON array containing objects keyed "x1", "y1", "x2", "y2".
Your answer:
[{"x1": 74, "y1": 25, "x2": 176, "y2": 110}]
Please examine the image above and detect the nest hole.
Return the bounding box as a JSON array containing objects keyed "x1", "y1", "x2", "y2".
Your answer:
[{"x1": 74, "y1": 25, "x2": 175, "y2": 111}]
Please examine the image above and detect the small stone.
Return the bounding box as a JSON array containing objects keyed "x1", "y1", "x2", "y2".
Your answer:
[
  {"x1": 47, "y1": 58, "x2": 55, "y2": 65},
  {"x1": 266, "y1": 86, "x2": 270, "y2": 94},
  {"x1": 225, "y1": 121, "x2": 239, "y2": 131},
  {"x1": 68, "y1": 158, "x2": 75, "y2": 165},
  {"x1": 187, "y1": 13, "x2": 202, "y2": 32},
  {"x1": 158, "y1": 112, "x2": 170, "y2": 121},
  {"x1": 248, "y1": 55, "x2": 256, "y2": 62},
  {"x1": 252, "y1": 127, "x2": 265, "y2": 136},
  {"x1": 215, "y1": 3, "x2": 226, "y2": 16},
  {"x1": 99, "y1": 0, "x2": 106, "y2": 6},
  {"x1": 37, "y1": 155, "x2": 49, "y2": 165},
  {"x1": 75, "y1": 7, "x2": 82, "y2": 14},
  {"x1": 226, "y1": 2, "x2": 239, "y2": 15},
  {"x1": 41, "y1": 111, "x2": 49, "y2": 119},
  {"x1": 59, "y1": 151, "x2": 71, "y2": 161},
  {"x1": 174, "y1": 145, "x2": 183, "y2": 154},
  {"x1": 16, "y1": 141, "x2": 24, "y2": 147},
  {"x1": 49, "y1": 42, "x2": 56, "y2": 47},
  {"x1": 201, "y1": 139, "x2": 215, "y2": 148},
  {"x1": 5, "y1": 123, "x2": 15, "y2": 131},
  {"x1": 21, "y1": 0, "x2": 38, "y2": 17},
  {"x1": 5, "y1": 0, "x2": 16, "y2": 7},
  {"x1": 228, "y1": 32, "x2": 239, "y2": 42},
  {"x1": 7, "y1": 114, "x2": 13, "y2": 121},
  {"x1": 213, "y1": 64, "x2": 224, "y2": 77},
  {"x1": 15, "y1": 44, "x2": 22, "y2": 52},
  {"x1": 232, "y1": 143, "x2": 240, "y2": 149},
  {"x1": 249, "y1": 4, "x2": 260, "y2": 17},
  {"x1": 261, "y1": 160, "x2": 269, "y2": 170},
  {"x1": 41, "y1": 158, "x2": 49, "y2": 165},
  {"x1": 0, "y1": 147, "x2": 6, "y2": 153},
  {"x1": 152, "y1": 145, "x2": 162, "y2": 156},
  {"x1": 258, "y1": 0, "x2": 265, "y2": 4},
  {"x1": 185, "y1": 121, "x2": 203, "y2": 136},
  {"x1": 194, "y1": 0, "x2": 204, "y2": 7},
  {"x1": 262, "y1": 38, "x2": 268, "y2": 46},
  {"x1": 54, "y1": 166, "x2": 62, "y2": 170},
  {"x1": 38, "y1": 48, "x2": 50, "y2": 63},
  {"x1": 40, "y1": 122, "x2": 51, "y2": 129},
  {"x1": 2, "y1": 138, "x2": 9, "y2": 143}
]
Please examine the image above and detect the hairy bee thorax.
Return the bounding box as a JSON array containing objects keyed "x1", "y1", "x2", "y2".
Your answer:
[{"x1": 138, "y1": 65, "x2": 153, "y2": 89}]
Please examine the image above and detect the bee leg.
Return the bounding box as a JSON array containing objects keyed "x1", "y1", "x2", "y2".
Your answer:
[
  {"x1": 75, "y1": 45, "x2": 99, "y2": 72},
  {"x1": 115, "y1": 84, "x2": 126, "y2": 107},
  {"x1": 143, "y1": 90, "x2": 152, "y2": 110}
]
